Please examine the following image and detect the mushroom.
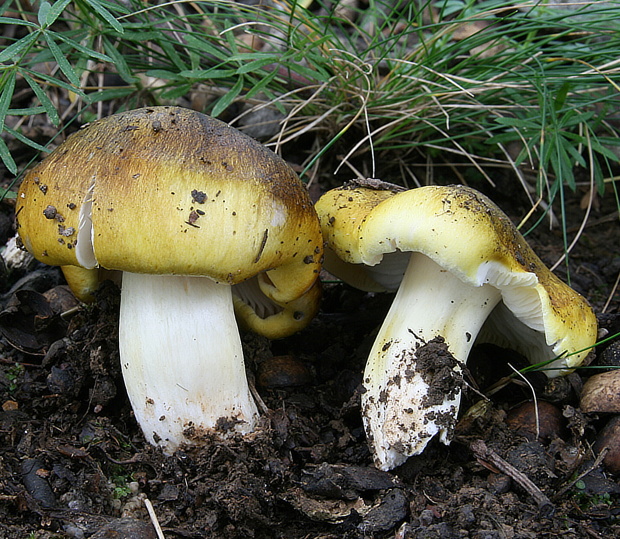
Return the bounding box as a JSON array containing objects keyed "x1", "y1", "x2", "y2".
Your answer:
[
  {"x1": 315, "y1": 180, "x2": 597, "y2": 470},
  {"x1": 16, "y1": 106, "x2": 323, "y2": 453}
]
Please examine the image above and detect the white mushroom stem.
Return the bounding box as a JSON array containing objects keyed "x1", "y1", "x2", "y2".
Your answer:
[
  {"x1": 119, "y1": 273, "x2": 258, "y2": 454},
  {"x1": 362, "y1": 252, "x2": 502, "y2": 470}
]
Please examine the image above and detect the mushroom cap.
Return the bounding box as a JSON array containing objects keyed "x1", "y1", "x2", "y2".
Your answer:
[
  {"x1": 316, "y1": 181, "x2": 598, "y2": 373},
  {"x1": 233, "y1": 278, "x2": 322, "y2": 340},
  {"x1": 16, "y1": 106, "x2": 323, "y2": 311}
]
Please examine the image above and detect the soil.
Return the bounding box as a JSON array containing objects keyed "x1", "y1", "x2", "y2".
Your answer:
[{"x1": 1, "y1": 117, "x2": 620, "y2": 539}]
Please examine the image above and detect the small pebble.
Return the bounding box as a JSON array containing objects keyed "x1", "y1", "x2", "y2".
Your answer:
[
  {"x1": 62, "y1": 524, "x2": 86, "y2": 539},
  {"x1": 2, "y1": 400, "x2": 18, "y2": 411},
  {"x1": 360, "y1": 488, "x2": 409, "y2": 533},
  {"x1": 594, "y1": 415, "x2": 620, "y2": 474},
  {"x1": 418, "y1": 508, "x2": 435, "y2": 527},
  {"x1": 47, "y1": 364, "x2": 75, "y2": 394},
  {"x1": 487, "y1": 472, "x2": 512, "y2": 495},
  {"x1": 457, "y1": 503, "x2": 477, "y2": 528},
  {"x1": 505, "y1": 400, "x2": 564, "y2": 442},
  {"x1": 580, "y1": 370, "x2": 620, "y2": 413},
  {"x1": 256, "y1": 355, "x2": 312, "y2": 388},
  {"x1": 21, "y1": 458, "x2": 56, "y2": 508},
  {"x1": 90, "y1": 517, "x2": 157, "y2": 539}
]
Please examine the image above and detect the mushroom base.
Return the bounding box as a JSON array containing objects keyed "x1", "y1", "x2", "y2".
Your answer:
[
  {"x1": 362, "y1": 252, "x2": 502, "y2": 470},
  {"x1": 119, "y1": 273, "x2": 259, "y2": 454}
]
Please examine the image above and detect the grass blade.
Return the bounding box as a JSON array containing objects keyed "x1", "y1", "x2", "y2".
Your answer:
[
  {"x1": 54, "y1": 32, "x2": 113, "y2": 62},
  {"x1": 211, "y1": 76, "x2": 244, "y2": 118},
  {"x1": 0, "y1": 32, "x2": 38, "y2": 63},
  {"x1": 3, "y1": 125, "x2": 51, "y2": 153},
  {"x1": 44, "y1": 32, "x2": 80, "y2": 87},
  {"x1": 0, "y1": 137, "x2": 17, "y2": 175},
  {"x1": 0, "y1": 69, "x2": 16, "y2": 131},
  {"x1": 22, "y1": 72, "x2": 60, "y2": 125},
  {"x1": 102, "y1": 36, "x2": 136, "y2": 83},
  {"x1": 37, "y1": 1, "x2": 51, "y2": 28},
  {"x1": 82, "y1": 0, "x2": 124, "y2": 34},
  {"x1": 44, "y1": 0, "x2": 73, "y2": 27}
]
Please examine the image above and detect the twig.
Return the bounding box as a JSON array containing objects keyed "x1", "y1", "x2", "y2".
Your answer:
[
  {"x1": 144, "y1": 497, "x2": 166, "y2": 539},
  {"x1": 103, "y1": 451, "x2": 144, "y2": 466},
  {"x1": 483, "y1": 373, "x2": 529, "y2": 397},
  {"x1": 249, "y1": 377, "x2": 269, "y2": 414},
  {"x1": 60, "y1": 305, "x2": 81, "y2": 320},
  {"x1": 602, "y1": 268, "x2": 620, "y2": 314},
  {"x1": 552, "y1": 447, "x2": 610, "y2": 502},
  {"x1": 469, "y1": 439, "x2": 555, "y2": 518}
]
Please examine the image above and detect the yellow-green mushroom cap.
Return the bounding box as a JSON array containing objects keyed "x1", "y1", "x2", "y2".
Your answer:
[
  {"x1": 316, "y1": 181, "x2": 597, "y2": 374},
  {"x1": 16, "y1": 106, "x2": 323, "y2": 336},
  {"x1": 317, "y1": 180, "x2": 597, "y2": 469},
  {"x1": 15, "y1": 106, "x2": 326, "y2": 454}
]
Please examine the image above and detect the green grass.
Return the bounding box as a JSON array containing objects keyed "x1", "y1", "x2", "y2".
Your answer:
[{"x1": 2, "y1": 0, "x2": 620, "y2": 234}]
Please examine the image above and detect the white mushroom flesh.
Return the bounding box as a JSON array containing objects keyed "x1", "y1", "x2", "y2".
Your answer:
[
  {"x1": 119, "y1": 272, "x2": 258, "y2": 454},
  {"x1": 363, "y1": 252, "x2": 501, "y2": 470},
  {"x1": 76, "y1": 176, "x2": 97, "y2": 269}
]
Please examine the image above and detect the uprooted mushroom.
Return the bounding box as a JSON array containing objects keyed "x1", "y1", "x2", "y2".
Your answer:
[
  {"x1": 16, "y1": 106, "x2": 323, "y2": 454},
  {"x1": 315, "y1": 180, "x2": 597, "y2": 470}
]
